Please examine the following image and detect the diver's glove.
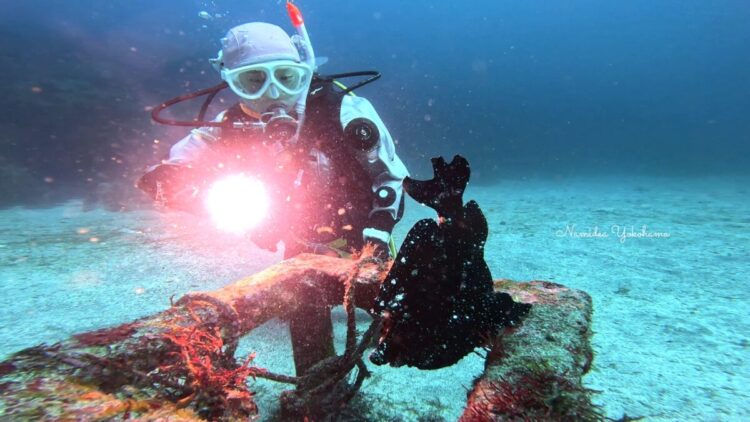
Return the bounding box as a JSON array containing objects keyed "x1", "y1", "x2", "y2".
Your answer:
[
  {"x1": 137, "y1": 164, "x2": 205, "y2": 214},
  {"x1": 249, "y1": 232, "x2": 278, "y2": 252},
  {"x1": 248, "y1": 221, "x2": 286, "y2": 253}
]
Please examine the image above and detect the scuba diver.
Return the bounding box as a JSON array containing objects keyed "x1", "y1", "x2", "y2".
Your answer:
[{"x1": 137, "y1": 5, "x2": 408, "y2": 259}]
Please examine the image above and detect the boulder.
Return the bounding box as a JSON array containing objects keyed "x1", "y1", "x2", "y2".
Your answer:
[{"x1": 461, "y1": 279, "x2": 602, "y2": 421}]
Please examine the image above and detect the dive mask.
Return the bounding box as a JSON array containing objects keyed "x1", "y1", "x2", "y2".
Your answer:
[{"x1": 221, "y1": 60, "x2": 312, "y2": 100}]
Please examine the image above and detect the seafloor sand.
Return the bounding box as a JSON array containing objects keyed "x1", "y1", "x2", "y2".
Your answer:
[{"x1": 1, "y1": 175, "x2": 748, "y2": 421}]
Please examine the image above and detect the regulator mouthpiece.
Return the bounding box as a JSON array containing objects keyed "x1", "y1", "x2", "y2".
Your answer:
[{"x1": 262, "y1": 107, "x2": 298, "y2": 143}]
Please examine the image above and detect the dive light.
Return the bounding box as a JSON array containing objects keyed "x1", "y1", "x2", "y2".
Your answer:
[{"x1": 204, "y1": 174, "x2": 269, "y2": 235}]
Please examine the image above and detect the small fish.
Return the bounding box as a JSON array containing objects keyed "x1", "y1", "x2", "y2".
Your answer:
[{"x1": 198, "y1": 11, "x2": 212, "y2": 20}]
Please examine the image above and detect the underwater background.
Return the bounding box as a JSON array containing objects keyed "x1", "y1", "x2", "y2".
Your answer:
[{"x1": 1, "y1": 1, "x2": 748, "y2": 420}]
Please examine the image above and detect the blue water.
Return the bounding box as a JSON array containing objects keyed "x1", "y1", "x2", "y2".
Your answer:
[{"x1": 1, "y1": 1, "x2": 749, "y2": 420}]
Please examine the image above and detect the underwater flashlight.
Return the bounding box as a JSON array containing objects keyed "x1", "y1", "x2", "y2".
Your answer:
[{"x1": 205, "y1": 174, "x2": 269, "y2": 235}]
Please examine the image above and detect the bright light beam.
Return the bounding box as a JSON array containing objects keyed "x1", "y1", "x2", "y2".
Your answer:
[{"x1": 205, "y1": 174, "x2": 269, "y2": 235}]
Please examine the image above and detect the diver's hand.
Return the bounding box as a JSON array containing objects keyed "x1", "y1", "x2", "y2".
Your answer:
[
  {"x1": 169, "y1": 185, "x2": 204, "y2": 213},
  {"x1": 138, "y1": 164, "x2": 206, "y2": 215},
  {"x1": 249, "y1": 228, "x2": 281, "y2": 252}
]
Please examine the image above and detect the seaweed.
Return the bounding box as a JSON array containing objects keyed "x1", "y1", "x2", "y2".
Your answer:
[
  {"x1": 462, "y1": 367, "x2": 604, "y2": 422},
  {"x1": 157, "y1": 304, "x2": 258, "y2": 420}
]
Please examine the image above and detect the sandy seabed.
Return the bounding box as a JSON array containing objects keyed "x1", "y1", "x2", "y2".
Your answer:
[{"x1": 1, "y1": 175, "x2": 748, "y2": 421}]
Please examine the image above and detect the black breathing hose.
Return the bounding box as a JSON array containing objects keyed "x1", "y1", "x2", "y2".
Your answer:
[
  {"x1": 319, "y1": 71, "x2": 381, "y2": 95},
  {"x1": 151, "y1": 82, "x2": 230, "y2": 127},
  {"x1": 150, "y1": 70, "x2": 381, "y2": 127}
]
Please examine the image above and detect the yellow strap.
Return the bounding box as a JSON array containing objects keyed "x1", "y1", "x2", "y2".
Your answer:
[{"x1": 332, "y1": 80, "x2": 357, "y2": 97}]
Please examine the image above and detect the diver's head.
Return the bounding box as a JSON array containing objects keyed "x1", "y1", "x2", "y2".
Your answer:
[{"x1": 213, "y1": 22, "x2": 312, "y2": 117}]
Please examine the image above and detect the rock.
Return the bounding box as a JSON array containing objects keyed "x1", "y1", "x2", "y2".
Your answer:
[
  {"x1": 0, "y1": 254, "x2": 388, "y2": 421},
  {"x1": 0, "y1": 255, "x2": 600, "y2": 421},
  {"x1": 461, "y1": 279, "x2": 602, "y2": 421}
]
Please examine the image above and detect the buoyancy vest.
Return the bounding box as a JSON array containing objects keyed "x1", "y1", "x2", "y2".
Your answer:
[{"x1": 220, "y1": 76, "x2": 375, "y2": 252}]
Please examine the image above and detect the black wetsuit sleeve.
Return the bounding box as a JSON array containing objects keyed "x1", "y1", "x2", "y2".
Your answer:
[
  {"x1": 137, "y1": 119, "x2": 222, "y2": 213},
  {"x1": 137, "y1": 163, "x2": 205, "y2": 213}
]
